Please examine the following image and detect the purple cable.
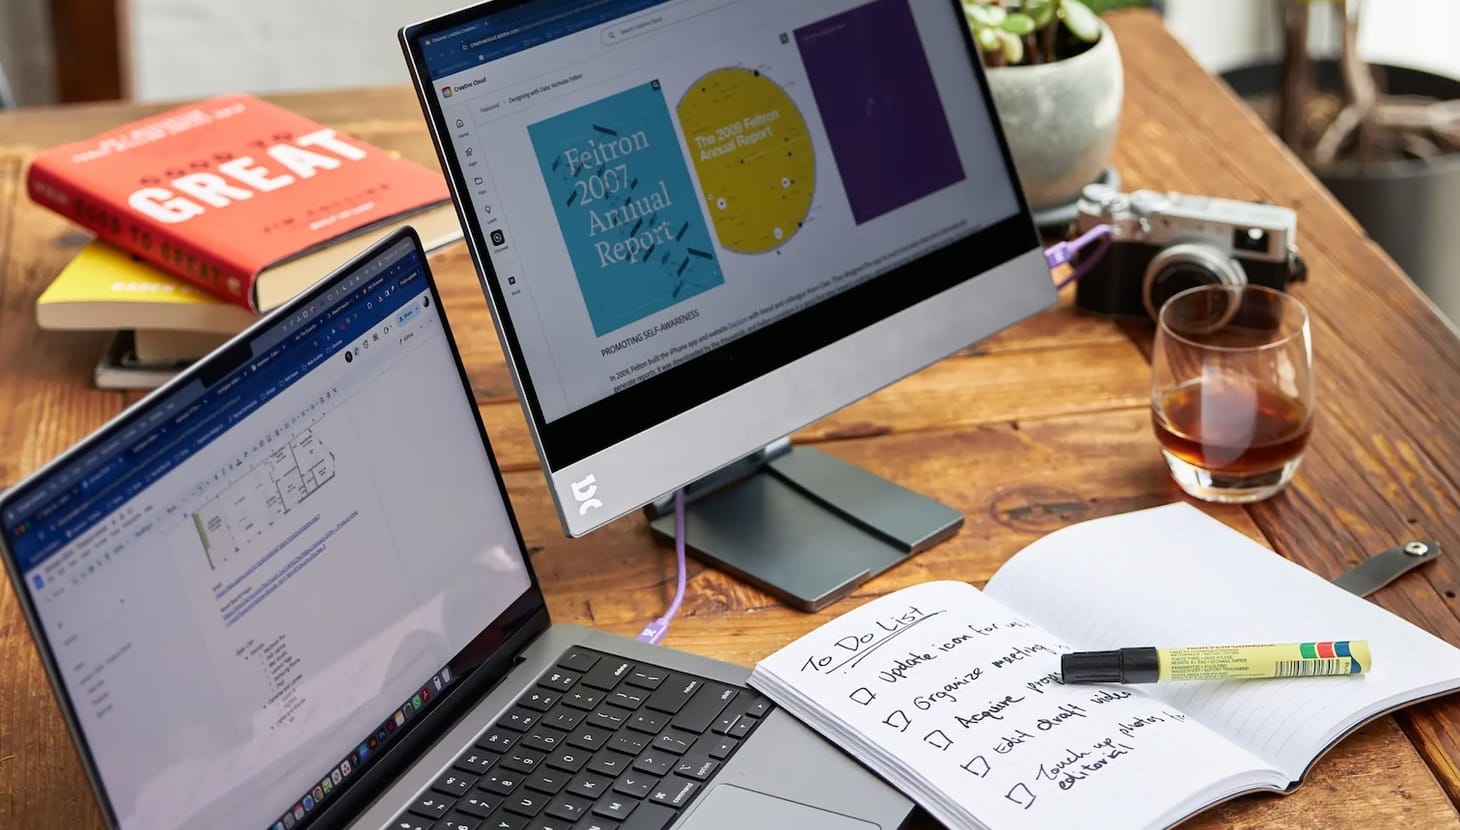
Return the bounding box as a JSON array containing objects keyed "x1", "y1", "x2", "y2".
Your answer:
[
  {"x1": 636, "y1": 488, "x2": 687, "y2": 645},
  {"x1": 1044, "y1": 224, "x2": 1113, "y2": 290}
]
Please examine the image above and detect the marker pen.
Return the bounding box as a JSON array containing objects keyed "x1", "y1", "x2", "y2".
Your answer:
[{"x1": 1060, "y1": 640, "x2": 1370, "y2": 684}]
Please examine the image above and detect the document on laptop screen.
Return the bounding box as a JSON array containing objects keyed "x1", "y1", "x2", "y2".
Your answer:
[{"x1": 6, "y1": 243, "x2": 532, "y2": 830}]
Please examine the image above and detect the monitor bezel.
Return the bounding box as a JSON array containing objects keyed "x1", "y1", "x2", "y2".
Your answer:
[
  {"x1": 401, "y1": 0, "x2": 1051, "y2": 534},
  {"x1": 0, "y1": 227, "x2": 551, "y2": 830}
]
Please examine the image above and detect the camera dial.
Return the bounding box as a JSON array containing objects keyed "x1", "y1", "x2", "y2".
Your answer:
[{"x1": 1142, "y1": 243, "x2": 1247, "y2": 321}]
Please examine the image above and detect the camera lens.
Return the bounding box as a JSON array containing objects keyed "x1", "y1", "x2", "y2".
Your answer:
[{"x1": 1142, "y1": 243, "x2": 1248, "y2": 321}]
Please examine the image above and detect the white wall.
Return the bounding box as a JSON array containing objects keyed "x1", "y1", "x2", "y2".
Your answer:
[{"x1": 0, "y1": 0, "x2": 57, "y2": 106}]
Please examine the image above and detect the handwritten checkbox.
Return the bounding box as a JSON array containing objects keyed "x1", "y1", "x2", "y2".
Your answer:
[
  {"x1": 962, "y1": 755, "x2": 991, "y2": 778},
  {"x1": 923, "y1": 729, "x2": 953, "y2": 751},
  {"x1": 1005, "y1": 783, "x2": 1037, "y2": 810},
  {"x1": 849, "y1": 687, "x2": 875, "y2": 706},
  {"x1": 883, "y1": 709, "x2": 911, "y2": 733}
]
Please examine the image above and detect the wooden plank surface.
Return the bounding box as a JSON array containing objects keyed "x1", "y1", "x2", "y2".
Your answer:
[{"x1": 2, "y1": 9, "x2": 1459, "y2": 829}]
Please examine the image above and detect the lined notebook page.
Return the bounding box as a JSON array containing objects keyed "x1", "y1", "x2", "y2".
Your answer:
[
  {"x1": 751, "y1": 582, "x2": 1265, "y2": 829},
  {"x1": 984, "y1": 503, "x2": 1460, "y2": 781}
]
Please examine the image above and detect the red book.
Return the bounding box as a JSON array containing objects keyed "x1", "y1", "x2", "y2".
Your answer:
[{"x1": 27, "y1": 94, "x2": 460, "y2": 312}]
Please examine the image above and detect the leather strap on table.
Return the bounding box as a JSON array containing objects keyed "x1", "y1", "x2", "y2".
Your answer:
[{"x1": 1332, "y1": 540, "x2": 1442, "y2": 597}]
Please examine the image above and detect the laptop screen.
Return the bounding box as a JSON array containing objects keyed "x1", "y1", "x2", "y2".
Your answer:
[
  {"x1": 0, "y1": 236, "x2": 534, "y2": 830},
  {"x1": 409, "y1": 0, "x2": 1027, "y2": 468}
]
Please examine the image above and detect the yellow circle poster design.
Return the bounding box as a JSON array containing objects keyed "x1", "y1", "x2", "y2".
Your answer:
[{"x1": 677, "y1": 68, "x2": 815, "y2": 254}]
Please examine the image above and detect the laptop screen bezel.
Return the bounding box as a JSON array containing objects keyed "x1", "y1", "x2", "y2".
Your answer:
[
  {"x1": 0, "y1": 227, "x2": 551, "y2": 830},
  {"x1": 400, "y1": 0, "x2": 1044, "y2": 475}
]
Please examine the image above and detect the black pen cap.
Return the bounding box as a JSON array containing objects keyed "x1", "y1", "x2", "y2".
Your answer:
[{"x1": 1060, "y1": 648, "x2": 1160, "y2": 683}]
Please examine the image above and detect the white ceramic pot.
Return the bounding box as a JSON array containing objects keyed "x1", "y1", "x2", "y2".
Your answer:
[{"x1": 986, "y1": 20, "x2": 1123, "y2": 211}]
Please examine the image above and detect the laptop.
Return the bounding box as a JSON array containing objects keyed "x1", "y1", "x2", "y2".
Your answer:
[{"x1": 0, "y1": 229, "x2": 912, "y2": 830}]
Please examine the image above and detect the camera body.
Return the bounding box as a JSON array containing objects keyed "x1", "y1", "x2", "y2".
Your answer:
[{"x1": 1074, "y1": 185, "x2": 1305, "y2": 320}]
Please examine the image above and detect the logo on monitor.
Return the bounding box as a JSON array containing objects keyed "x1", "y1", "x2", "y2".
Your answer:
[
  {"x1": 441, "y1": 85, "x2": 453, "y2": 98},
  {"x1": 571, "y1": 475, "x2": 603, "y2": 516}
]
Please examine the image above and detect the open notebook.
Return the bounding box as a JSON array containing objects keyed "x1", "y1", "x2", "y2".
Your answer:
[{"x1": 750, "y1": 504, "x2": 1460, "y2": 830}]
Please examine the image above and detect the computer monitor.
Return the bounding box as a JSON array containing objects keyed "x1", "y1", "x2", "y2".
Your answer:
[{"x1": 402, "y1": 0, "x2": 1054, "y2": 609}]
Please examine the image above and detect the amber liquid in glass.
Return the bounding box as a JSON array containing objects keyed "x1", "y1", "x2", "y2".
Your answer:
[{"x1": 1153, "y1": 380, "x2": 1312, "y2": 475}]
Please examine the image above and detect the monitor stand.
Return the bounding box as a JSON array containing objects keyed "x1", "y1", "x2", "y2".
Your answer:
[{"x1": 645, "y1": 438, "x2": 963, "y2": 612}]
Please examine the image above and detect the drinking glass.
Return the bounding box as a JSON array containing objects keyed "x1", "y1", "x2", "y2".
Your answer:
[{"x1": 1151, "y1": 284, "x2": 1314, "y2": 503}]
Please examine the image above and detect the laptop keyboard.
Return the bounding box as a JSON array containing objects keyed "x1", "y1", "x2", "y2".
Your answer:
[{"x1": 389, "y1": 647, "x2": 773, "y2": 830}]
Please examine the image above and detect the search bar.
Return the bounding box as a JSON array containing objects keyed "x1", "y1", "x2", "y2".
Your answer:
[{"x1": 599, "y1": 1, "x2": 732, "y2": 46}]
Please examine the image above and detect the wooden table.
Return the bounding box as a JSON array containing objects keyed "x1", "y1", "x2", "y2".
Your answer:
[{"x1": 2, "y1": 10, "x2": 1459, "y2": 828}]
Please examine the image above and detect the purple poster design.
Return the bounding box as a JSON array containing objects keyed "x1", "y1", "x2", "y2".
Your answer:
[{"x1": 795, "y1": 0, "x2": 966, "y2": 225}]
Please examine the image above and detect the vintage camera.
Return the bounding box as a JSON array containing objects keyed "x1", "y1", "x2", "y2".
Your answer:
[{"x1": 1073, "y1": 185, "x2": 1306, "y2": 320}]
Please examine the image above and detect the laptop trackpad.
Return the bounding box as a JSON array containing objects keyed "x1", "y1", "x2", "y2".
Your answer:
[{"x1": 679, "y1": 784, "x2": 879, "y2": 830}]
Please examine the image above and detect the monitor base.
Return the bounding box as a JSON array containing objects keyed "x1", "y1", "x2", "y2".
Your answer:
[{"x1": 645, "y1": 439, "x2": 963, "y2": 612}]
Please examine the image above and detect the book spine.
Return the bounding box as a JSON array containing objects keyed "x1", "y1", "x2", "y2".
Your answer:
[{"x1": 26, "y1": 160, "x2": 258, "y2": 311}]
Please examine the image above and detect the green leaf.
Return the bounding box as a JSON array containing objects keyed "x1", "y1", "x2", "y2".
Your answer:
[
  {"x1": 999, "y1": 29, "x2": 1025, "y2": 64},
  {"x1": 1025, "y1": 0, "x2": 1057, "y2": 28},
  {"x1": 963, "y1": 2, "x2": 1001, "y2": 26},
  {"x1": 1000, "y1": 13, "x2": 1037, "y2": 35},
  {"x1": 976, "y1": 25, "x2": 1002, "y2": 51},
  {"x1": 1058, "y1": 0, "x2": 1101, "y2": 41}
]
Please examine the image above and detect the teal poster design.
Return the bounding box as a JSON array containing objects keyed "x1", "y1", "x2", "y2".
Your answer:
[{"x1": 530, "y1": 81, "x2": 723, "y2": 337}]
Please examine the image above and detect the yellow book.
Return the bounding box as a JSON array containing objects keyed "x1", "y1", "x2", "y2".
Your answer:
[{"x1": 36, "y1": 241, "x2": 258, "y2": 334}]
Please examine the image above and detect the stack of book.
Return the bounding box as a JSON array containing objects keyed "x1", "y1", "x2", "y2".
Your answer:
[{"x1": 27, "y1": 93, "x2": 462, "y2": 388}]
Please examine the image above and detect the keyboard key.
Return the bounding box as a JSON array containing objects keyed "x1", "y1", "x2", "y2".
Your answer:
[
  {"x1": 502, "y1": 748, "x2": 546, "y2": 774},
  {"x1": 524, "y1": 768, "x2": 571, "y2": 795},
  {"x1": 648, "y1": 777, "x2": 699, "y2": 808},
  {"x1": 456, "y1": 750, "x2": 498, "y2": 775},
  {"x1": 632, "y1": 750, "x2": 675, "y2": 776},
  {"x1": 479, "y1": 770, "x2": 524, "y2": 795},
  {"x1": 545, "y1": 794, "x2": 592, "y2": 822},
  {"x1": 587, "y1": 705, "x2": 631, "y2": 729},
  {"x1": 672, "y1": 756, "x2": 718, "y2": 781},
  {"x1": 435, "y1": 813, "x2": 483, "y2": 830},
  {"x1": 567, "y1": 771, "x2": 612, "y2": 799},
  {"x1": 562, "y1": 688, "x2": 604, "y2": 711},
  {"x1": 728, "y1": 717, "x2": 755, "y2": 739},
  {"x1": 670, "y1": 684, "x2": 736, "y2": 734},
  {"x1": 612, "y1": 773, "x2": 655, "y2": 799},
  {"x1": 482, "y1": 810, "x2": 527, "y2": 830},
  {"x1": 545, "y1": 707, "x2": 585, "y2": 731},
  {"x1": 644, "y1": 676, "x2": 700, "y2": 715},
  {"x1": 458, "y1": 794, "x2": 500, "y2": 819},
  {"x1": 744, "y1": 697, "x2": 771, "y2": 718},
  {"x1": 625, "y1": 711, "x2": 667, "y2": 734},
  {"x1": 651, "y1": 732, "x2": 692, "y2": 755},
  {"x1": 546, "y1": 747, "x2": 591, "y2": 773},
  {"x1": 392, "y1": 816, "x2": 433, "y2": 830},
  {"x1": 586, "y1": 751, "x2": 633, "y2": 777},
  {"x1": 478, "y1": 729, "x2": 520, "y2": 753},
  {"x1": 575, "y1": 820, "x2": 619, "y2": 830},
  {"x1": 592, "y1": 794, "x2": 638, "y2": 822},
  {"x1": 608, "y1": 732, "x2": 648, "y2": 756},
  {"x1": 501, "y1": 709, "x2": 541, "y2": 733},
  {"x1": 625, "y1": 668, "x2": 665, "y2": 690},
  {"x1": 523, "y1": 727, "x2": 568, "y2": 753},
  {"x1": 540, "y1": 670, "x2": 579, "y2": 692},
  {"x1": 558, "y1": 649, "x2": 601, "y2": 673},
  {"x1": 606, "y1": 689, "x2": 646, "y2": 710},
  {"x1": 528, "y1": 819, "x2": 571, "y2": 830},
  {"x1": 434, "y1": 773, "x2": 477, "y2": 798},
  {"x1": 566, "y1": 725, "x2": 612, "y2": 751},
  {"x1": 519, "y1": 690, "x2": 560, "y2": 713},
  {"x1": 410, "y1": 794, "x2": 455, "y2": 820},
  {"x1": 697, "y1": 735, "x2": 737, "y2": 760},
  {"x1": 580, "y1": 659, "x2": 633, "y2": 691},
  {"x1": 617, "y1": 801, "x2": 674, "y2": 830},
  {"x1": 503, "y1": 790, "x2": 549, "y2": 817}
]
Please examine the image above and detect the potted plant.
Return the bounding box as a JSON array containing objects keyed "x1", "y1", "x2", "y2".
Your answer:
[
  {"x1": 1222, "y1": 0, "x2": 1460, "y2": 320},
  {"x1": 964, "y1": 0, "x2": 1138, "y2": 219}
]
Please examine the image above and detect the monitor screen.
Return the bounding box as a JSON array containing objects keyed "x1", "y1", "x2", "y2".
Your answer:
[
  {"x1": 407, "y1": 0, "x2": 1048, "y2": 532},
  {"x1": 0, "y1": 238, "x2": 534, "y2": 830}
]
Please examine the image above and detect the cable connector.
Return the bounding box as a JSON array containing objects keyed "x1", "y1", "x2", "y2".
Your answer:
[{"x1": 636, "y1": 618, "x2": 671, "y2": 645}]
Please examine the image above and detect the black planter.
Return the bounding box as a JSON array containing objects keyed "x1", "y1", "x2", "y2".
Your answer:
[{"x1": 1222, "y1": 60, "x2": 1460, "y2": 323}]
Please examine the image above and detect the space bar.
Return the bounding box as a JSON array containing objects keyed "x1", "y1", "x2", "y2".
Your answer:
[{"x1": 620, "y1": 801, "x2": 677, "y2": 830}]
